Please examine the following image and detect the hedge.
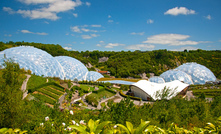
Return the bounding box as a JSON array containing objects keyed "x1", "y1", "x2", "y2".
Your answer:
[
  {"x1": 119, "y1": 90, "x2": 142, "y2": 101},
  {"x1": 105, "y1": 87, "x2": 116, "y2": 94}
]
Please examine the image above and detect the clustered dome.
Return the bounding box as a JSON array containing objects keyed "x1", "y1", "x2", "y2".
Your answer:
[
  {"x1": 0, "y1": 46, "x2": 103, "y2": 81},
  {"x1": 149, "y1": 76, "x2": 165, "y2": 84},
  {"x1": 160, "y1": 70, "x2": 193, "y2": 85},
  {"x1": 151, "y1": 62, "x2": 216, "y2": 85},
  {"x1": 176, "y1": 63, "x2": 216, "y2": 85}
]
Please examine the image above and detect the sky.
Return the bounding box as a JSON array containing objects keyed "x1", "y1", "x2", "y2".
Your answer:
[{"x1": 1, "y1": 0, "x2": 221, "y2": 51}]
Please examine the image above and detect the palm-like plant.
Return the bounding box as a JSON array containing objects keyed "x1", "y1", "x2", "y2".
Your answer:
[
  {"x1": 166, "y1": 123, "x2": 191, "y2": 134},
  {"x1": 204, "y1": 116, "x2": 221, "y2": 133},
  {"x1": 69, "y1": 119, "x2": 111, "y2": 134},
  {"x1": 0, "y1": 128, "x2": 27, "y2": 134},
  {"x1": 116, "y1": 119, "x2": 150, "y2": 134}
]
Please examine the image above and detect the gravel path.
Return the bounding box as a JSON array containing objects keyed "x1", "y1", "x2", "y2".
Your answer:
[{"x1": 21, "y1": 74, "x2": 31, "y2": 99}]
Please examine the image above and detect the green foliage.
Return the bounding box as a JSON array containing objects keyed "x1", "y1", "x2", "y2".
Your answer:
[
  {"x1": 32, "y1": 93, "x2": 56, "y2": 105},
  {"x1": 70, "y1": 119, "x2": 112, "y2": 134},
  {"x1": 119, "y1": 90, "x2": 142, "y2": 101},
  {"x1": 27, "y1": 75, "x2": 48, "y2": 92},
  {"x1": 0, "y1": 128, "x2": 27, "y2": 134},
  {"x1": 154, "y1": 86, "x2": 177, "y2": 100},
  {"x1": 116, "y1": 119, "x2": 150, "y2": 134}
]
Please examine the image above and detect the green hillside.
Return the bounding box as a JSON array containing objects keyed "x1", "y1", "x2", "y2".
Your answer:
[{"x1": 1, "y1": 41, "x2": 220, "y2": 79}]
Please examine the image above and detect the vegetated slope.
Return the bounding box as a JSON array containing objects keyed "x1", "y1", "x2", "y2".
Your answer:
[{"x1": 1, "y1": 41, "x2": 220, "y2": 79}]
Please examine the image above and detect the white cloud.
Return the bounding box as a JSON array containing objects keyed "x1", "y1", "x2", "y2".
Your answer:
[
  {"x1": 108, "y1": 20, "x2": 114, "y2": 23},
  {"x1": 63, "y1": 47, "x2": 73, "y2": 50},
  {"x1": 105, "y1": 43, "x2": 125, "y2": 48},
  {"x1": 130, "y1": 32, "x2": 145, "y2": 35},
  {"x1": 21, "y1": 30, "x2": 33, "y2": 33},
  {"x1": 81, "y1": 28, "x2": 90, "y2": 32},
  {"x1": 4, "y1": 0, "x2": 83, "y2": 20},
  {"x1": 44, "y1": 21, "x2": 49, "y2": 24},
  {"x1": 21, "y1": 29, "x2": 48, "y2": 35},
  {"x1": 81, "y1": 35, "x2": 92, "y2": 39},
  {"x1": 164, "y1": 7, "x2": 196, "y2": 16},
  {"x1": 91, "y1": 25, "x2": 101, "y2": 27},
  {"x1": 36, "y1": 32, "x2": 48, "y2": 35},
  {"x1": 85, "y1": 2, "x2": 91, "y2": 6},
  {"x1": 205, "y1": 15, "x2": 211, "y2": 20},
  {"x1": 108, "y1": 15, "x2": 111, "y2": 18},
  {"x1": 71, "y1": 25, "x2": 100, "y2": 33},
  {"x1": 143, "y1": 34, "x2": 202, "y2": 46},
  {"x1": 17, "y1": 9, "x2": 59, "y2": 20},
  {"x1": 81, "y1": 34, "x2": 99, "y2": 39},
  {"x1": 70, "y1": 26, "x2": 81, "y2": 33},
  {"x1": 147, "y1": 19, "x2": 154, "y2": 24},
  {"x1": 126, "y1": 44, "x2": 155, "y2": 50},
  {"x1": 91, "y1": 34, "x2": 99, "y2": 37},
  {"x1": 96, "y1": 44, "x2": 101, "y2": 47},
  {"x1": 171, "y1": 46, "x2": 198, "y2": 51},
  {"x1": 3, "y1": 7, "x2": 15, "y2": 14},
  {"x1": 4, "y1": 34, "x2": 12, "y2": 37},
  {"x1": 219, "y1": 40, "x2": 221, "y2": 42},
  {"x1": 73, "y1": 13, "x2": 78, "y2": 17}
]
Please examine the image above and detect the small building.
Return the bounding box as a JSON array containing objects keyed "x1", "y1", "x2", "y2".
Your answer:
[
  {"x1": 98, "y1": 71, "x2": 111, "y2": 76},
  {"x1": 130, "y1": 80, "x2": 189, "y2": 101}
]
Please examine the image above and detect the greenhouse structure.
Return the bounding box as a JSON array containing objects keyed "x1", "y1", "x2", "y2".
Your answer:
[{"x1": 0, "y1": 46, "x2": 103, "y2": 81}]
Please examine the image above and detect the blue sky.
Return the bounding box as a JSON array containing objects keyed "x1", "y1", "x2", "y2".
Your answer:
[{"x1": 1, "y1": 0, "x2": 221, "y2": 51}]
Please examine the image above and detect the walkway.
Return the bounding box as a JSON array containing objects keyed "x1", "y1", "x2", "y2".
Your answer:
[{"x1": 21, "y1": 74, "x2": 31, "y2": 100}]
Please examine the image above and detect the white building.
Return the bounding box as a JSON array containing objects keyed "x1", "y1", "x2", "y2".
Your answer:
[{"x1": 130, "y1": 80, "x2": 189, "y2": 101}]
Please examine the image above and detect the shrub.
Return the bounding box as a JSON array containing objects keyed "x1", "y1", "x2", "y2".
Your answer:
[{"x1": 119, "y1": 90, "x2": 141, "y2": 101}]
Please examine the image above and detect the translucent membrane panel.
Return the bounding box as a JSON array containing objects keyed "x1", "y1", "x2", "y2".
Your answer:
[
  {"x1": 86, "y1": 71, "x2": 104, "y2": 81},
  {"x1": 0, "y1": 46, "x2": 64, "y2": 78},
  {"x1": 160, "y1": 70, "x2": 193, "y2": 84},
  {"x1": 149, "y1": 76, "x2": 165, "y2": 84},
  {"x1": 55, "y1": 56, "x2": 88, "y2": 81},
  {"x1": 176, "y1": 62, "x2": 216, "y2": 85}
]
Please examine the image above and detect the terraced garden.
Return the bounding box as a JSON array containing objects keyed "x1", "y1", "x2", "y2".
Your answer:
[{"x1": 31, "y1": 84, "x2": 65, "y2": 105}]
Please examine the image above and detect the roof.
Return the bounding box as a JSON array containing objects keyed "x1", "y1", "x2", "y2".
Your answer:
[
  {"x1": 98, "y1": 71, "x2": 110, "y2": 74},
  {"x1": 130, "y1": 80, "x2": 189, "y2": 100}
]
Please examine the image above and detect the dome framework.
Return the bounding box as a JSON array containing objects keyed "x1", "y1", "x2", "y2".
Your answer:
[{"x1": 0, "y1": 46, "x2": 103, "y2": 81}]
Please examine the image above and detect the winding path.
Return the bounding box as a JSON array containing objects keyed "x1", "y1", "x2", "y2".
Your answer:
[{"x1": 21, "y1": 74, "x2": 31, "y2": 100}]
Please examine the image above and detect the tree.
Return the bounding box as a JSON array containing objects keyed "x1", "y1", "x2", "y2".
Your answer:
[
  {"x1": 154, "y1": 86, "x2": 177, "y2": 100},
  {"x1": 0, "y1": 59, "x2": 26, "y2": 128}
]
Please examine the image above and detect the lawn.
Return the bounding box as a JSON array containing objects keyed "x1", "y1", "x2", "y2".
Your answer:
[
  {"x1": 97, "y1": 77, "x2": 142, "y2": 82},
  {"x1": 27, "y1": 75, "x2": 48, "y2": 91},
  {"x1": 88, "y1": 89, "x2": 115, "y2": 102},
  {"x1": 80, "y1": 84, "x2": 95, "y2": 92}
]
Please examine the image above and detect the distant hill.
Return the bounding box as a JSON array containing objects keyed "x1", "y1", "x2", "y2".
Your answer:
[{"x1": 1, "y1": 41, "x2": 220, "y2": 79}]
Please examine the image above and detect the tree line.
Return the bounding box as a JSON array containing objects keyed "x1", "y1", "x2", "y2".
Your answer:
[{"x1": 1, "y1": 41, "x2": 220, "y2": 79}]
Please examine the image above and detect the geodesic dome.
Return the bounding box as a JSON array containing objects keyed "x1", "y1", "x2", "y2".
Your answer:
[
  {"x1": 149, "y1": 76, "x2": 165, "y2": 84},
  {"x1": 0, "y1": 46, "x2": 65, "y2": 78},
  {"x1": 0, "y1": 46, "x2": 103, "y2": 81},
  {"x1": 86, "y1": 71, "x2": 104, "y2": 81},
  {"x1": 55, "y1": 56, "x2": 89, "y2": 81},
  {"x1": 176, "y1": 62, "x2": 216, "y2": 85},
  {"x1": 160, "y1": 69, "x2": 193, "y2": 84}
]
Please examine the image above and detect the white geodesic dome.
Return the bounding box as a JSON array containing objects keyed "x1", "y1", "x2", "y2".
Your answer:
[
  {"x1": 0, "y1": 46, "x2": 65, "y2": 78},
  {"x1": 160, "y1": 69, "x2": 193, "y2": 84},
  {"x1": 86, "y1": 71, "x2": 104, "y2": 81},
  {"x1": 149, "y1": 76, "x2": 165, "y2": 84},
  {"x1": 55, "y1": 56, "x2": 89, "y2": 81},
  {"x1": 0, "y1": 46, "x2": 103, "y2": 81},
  {"x1": 176, "y1": 62, "x2": 216, "y2": 85}
]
